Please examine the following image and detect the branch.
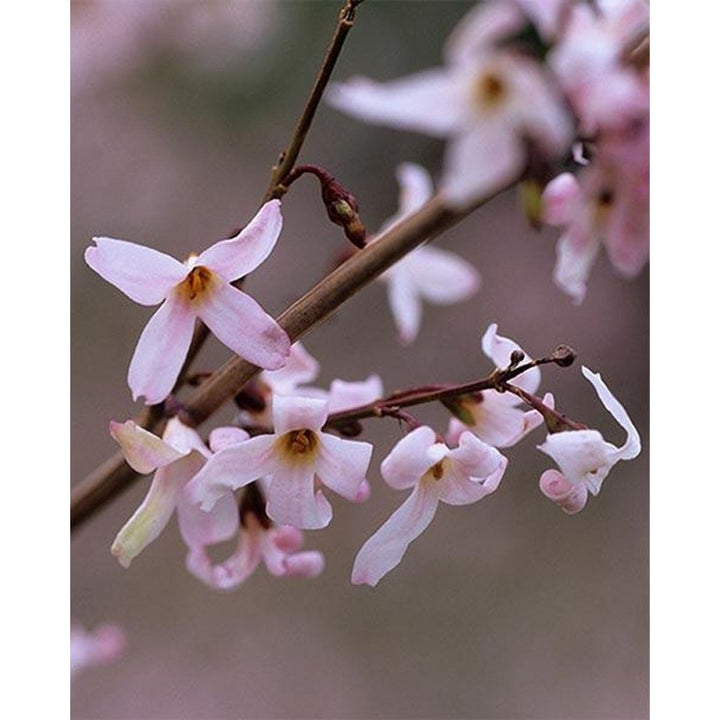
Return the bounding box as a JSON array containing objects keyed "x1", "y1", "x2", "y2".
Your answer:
[{"x1": 71, "y1": 181, "x2": 514, "y2": 530}]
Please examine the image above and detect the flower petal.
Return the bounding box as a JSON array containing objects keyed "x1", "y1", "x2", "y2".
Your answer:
[
  {"x1": 186, "y1": 434, "x2": 276, "y2": 511},
  {"x1": 272, "y1": 394, "x2": 328, "y2": 434},
  {"x1": 262, "y1": 342, "x2": 320, "y2": 395},
  {"x1": 327, "y1": 68, "x2": 469, "y2": 138},
  {"x1": 351, "y1": 481, "x2": 441, "y2": 587},
  {"x1": 127, "y1": 293, "x2": 196, "y2": 405},
  {"x1": 327, "y1": 375, "x2": 383, "y2": 414},
  {"x1": 177, "y1": 486, "x2": 239, "y2": 550},
  {"x1": 408, "y1": 245, "x2": 480, "y2": 305},
  {"x1": 208, "y1": 426, "x2": 250, "y2": 454},
  {"x1": 196, "y1": 280, "x2": 290, "y2": 371},
  {"x1": 582, "y1": 366, "x2": 641, "y2": 460},
  {"x1": 315, "y1": 432, "x2": 373, "y2": 501},
  {"x1": 110, "y1": 454, "x2": 200, "y2": 568},
  {"x1": 468, "y1": 392, "x2": 538, "y2": 448},
  {"x1": 380, "y1": 426, "x2": 438, "y2": 490},
  {"x1": 554, "y1": 227, "x2": 601, "y2": 305},
  {"x1": 85, "y1": 237, "x2": 188, "y2": 306},
  {"x1": 380, "y1": 163, "x2": 435, "y2": 232},
  {"x1": 542, "y1": 173, "x2": 582, "y2": 226},
  {"x1": 441, "y1": 120, "x2": 523, "y2": 208},
  {"x1": 196, "y1": 200, "x2": 283, "y2": 282},
  {"x1": 539, "y1": 468, "x2": 588, "y2": 514},
  {"x1": 185, "y1": 532, "x2": 261, "y2": 591},
  {"x1": 386, "y1": 268, "x2": 422, "y2": 345},
  {"x1": 280, "y1": 551, "x2": 325, "y2": 578},
  {"x1": 109, "y1": 420, "x2": 185, "y2": 474},
  {"x1": 265, "y1": 463, "x2": 333, "y2": 530}
]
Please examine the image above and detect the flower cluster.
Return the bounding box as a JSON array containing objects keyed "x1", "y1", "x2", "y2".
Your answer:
[
  {"x1": 328, "y1": 0, "x2": 649, "y2": 302},
  {"x1": 81, "y1": 1, "x2": 645, "y2": 596}
]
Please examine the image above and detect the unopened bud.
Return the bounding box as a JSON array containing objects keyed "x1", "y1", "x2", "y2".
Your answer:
[
  {"x1": 549, "y1": 345, "x2": 577, "y2": 368},
  {"x1": 323, "y1": 184, "x2": 367, "y2": 249},
  {"x1": 509, "y1": 349, "x2": 525, "y2": 367}
]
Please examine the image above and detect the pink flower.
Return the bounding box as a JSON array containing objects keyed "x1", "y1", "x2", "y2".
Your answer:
[
  {"x1": 109, "y1": 418, "x2": 247, "y2": 567},
  {"x1": 542, "y1": 128, "x2": 649, "y2": 303},
  {"x1": 379, "y1": 164, "x2": 480, "y2": 344},
  {"x1": 186, "y1": 515, "x2": 324, "y2": 592},
  {"x1": 549, "y1": 0, "x2": 649, "y2": 134},
  {"x1": 538, "y1": 365, "x2": 641, "y2": 504},
  {"x1": 446, "y1": 323, "x2": 548, "y2": 448},
  {"x1": 327, "y1": 374, "x2": 383, "y2": 414},
  {"x1": 85, "y1": 200, "x2": 291, "y2": 404},
  {"x1": 187, "y1": 395, "x2": 373, "y2": 529},
  {"x1": 327, "y1": 8, "x2": 572, "y2": 207},
  {"x1": 352, "y1": 426, "x2": 507, "y2": 586},
  {"x1": 71, "y1": 622, "x2": 125, "y2": 679}
]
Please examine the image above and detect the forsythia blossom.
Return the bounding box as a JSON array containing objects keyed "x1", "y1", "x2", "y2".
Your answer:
[
  {"x1": 352, "y1": 426, "x2": 507, "y2": 586},
  {"x1": 379, "y1": 163, "x2": 481, "y2": 344},
  {"x1": 187, "y1": 395, "x2": 373, "y2": 529},
  {"x1": 85, "y1": 200, "x2": 290, "y2": 404},
  {"x1": 538, "y1": 365, "x2": 641, "y2": 510},
  {"x1": 327, "y1": 3, "x2": 572, "y2": 207}
]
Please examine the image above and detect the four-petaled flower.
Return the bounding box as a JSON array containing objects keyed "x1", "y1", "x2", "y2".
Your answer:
[
  {"x1": 187, "y1": 395, "x2": 373, "y2": 529},
  {"x1": 538, "y1": 365, "x2": 641, "y2": 510},
  {"x1": 86, "y1": 200, "x2": 291, "y2": 405},
  {"x1": 378, "y1": 163, "x2": 481, "y2": 344},
  {"x1": 352, "y1": 425, "x2": 507, "y2": 586},
  {"x1": 327, "y1": 5, "x2": 572, "y2": 207},
  {"x1": 109, "y1": 418, "x2": 247, "y2": 568}
]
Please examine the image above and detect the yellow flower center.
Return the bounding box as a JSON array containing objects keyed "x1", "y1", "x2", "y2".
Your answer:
[
  {"x1": 474, "y1": 71, "x2": 506, "y2": 109},
  {"x1": 431, "y1": 461, "x2": 445, "y2": 480},
  {"x1": 278, "y1": 429, "x2": 319, "y2": 463},
  {"x1": 180, "y1": 265, "x2": 213, "y2": 301}
]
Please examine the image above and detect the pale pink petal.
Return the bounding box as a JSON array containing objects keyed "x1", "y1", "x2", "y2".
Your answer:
[
  {"x1": 208, "y1": 426, "x2": 250, "y2": 453},
  {"x1": 449, "y1": 431, "x2": 506, "y2": 480},
  {"x1": 265, "y1": 463, "x2": 333, "y2": 530},
  {"x1": 554, "y1": 228, "x2": 601, "y2": 304},
  {"x1": 185, "y1": 533, "x2": 261, "y2": 591},
  {"x1": 440, "y1": 453, "x2": 508, "y2": 506},
  {"x1": 281, "y1": 552, "x2": 325, "y2": 578},
  {"x1": 271, "y1": 524, "x2": 304, "y2": 553},
  {"x1": 262, "y1": 342, "x2": 320, "y2": 395},
  {"x1": 272, "y1": 394, "x2": 328, "y2": 434},
  {"x1": 327, "y1": 375, "x2": 383, "y2": 414},
  {"x1": 196, "y1": 200, "x2": 283, "y2": 282},
  {"x1": 386, "y1": 269, "x2": 422, "y2": 345},
  {"x1": 127, "y1": 292, "x2": 196, "y2": 405},
  {"x1": 177, "y1": 487, "x2": 239, "y2": 549},
  {"x1": 409, "y1": 245, "x2": 480, "y2": 304},
  {"x1": 380, "y1": 163, "x2": 435, "y2": 232},
  {"x1": 466, "y1": 392, "x2": 536, "y2": 448},
  {"x1": 85, "y1": 237, "x2": 188, "y2": 306},
  {"x1": 441, "y1": 120, "x2": 523, "y2": 208},
  {"x1": 603, "y1": 190, "x2": 649, "y2": 277},
  {"x1": 111, "y1": 458, "x2": 194, "y2": 568},
  {"x1": 542, "y1": 173, "x2": 582, "y2": 226},
  {"x1": 481, "y1": 323, "x2": 541, "y2": 395},
  {"x1": 109, "y1": 420, "x2": 185, "y2": 474},
  {"x1": 162, "y1": 417, "x2": 212, "y2": 457},
  {"x1": 351, "y1": 481, "x2": 441, "y2": 587},
  {"x1": 445, "y1": 417, "x2": 469, "y2": 448},
  {"x1": 71, "y1": 623, "x2": 126, "y2": 678},
  {"x1": 196, "y1": 280, "x2": 290, "y2": 371},
  {"x1": 380, "y1": 426, "x2": 438, "y2": 490},
  {"x1": 327, "y1": 69, "x2": 469, "y2": 138},
  {"x1": 539, "y1": 468, "x2": 588, "y2": 514},
  {"x1": 538, "y1": 428, "x2": 616, "y2": 495},
  {"x1": 186, "y1": 434, "x2": 276, "y2": 511},
  {"x1": 356, "y1": 479, "x2": 371, "y2": 503},
  {"x1": 582, "y1": 366, "x2": 641, "y2": 460},
  {"x1": 315, "y1": 432, "x2": 373, "y2": 501}
]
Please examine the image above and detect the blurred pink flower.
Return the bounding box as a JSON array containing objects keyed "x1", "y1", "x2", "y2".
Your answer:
[
  {"x1": 327, "y1": 7, "x2": 572, "y2": 207},
  {"x1": 352, "y1": 425, "x2": 507, "y2": 587},
  {"x1": 186, "y1": 516, "x2": 324, "y2": 592},
  {"x1": 109, "y1": 419, "x2": 247, "y2": 568},
  {"x1": 549, "y1": 0, "x2": 649, "y2": 133},
  {"x1": 85, "y1": 200, "x2": 290, "y2": 404},
  {"x1": 446, "y1": 323, "x2": 547, "y2": 448},
  {"x1": 71, "y1": 622, "x2": 125, "y2": 679},
  {"x1": 378, "y1": 163, "x2": 480, "y2": 344},
  {"x1": 187, "y1": 395, "x2": 373, "y2": 529},
  {"x1": 538, "y1": 365, "x2": 641, "y2": 499}
]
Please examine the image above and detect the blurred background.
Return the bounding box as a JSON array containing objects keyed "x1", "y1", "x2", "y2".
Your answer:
[{"x1": 71, "y1": 2, "x2": 648, "y2": 718}]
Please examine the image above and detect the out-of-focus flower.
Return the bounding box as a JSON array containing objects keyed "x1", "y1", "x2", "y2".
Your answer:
[
  {"x1": 377, "y1": 163, "x2": 480, "y2": 344},
  {"x1": 187, "y1": 395, "x2": 373, "y2": 529},
  {"x1": 445, "y1": 323, "x2": 547, "y2": 447},
  {"x1": 542, "y1": 121, "x2": 649, "y2": 303},
  {"x1": 352, "y1": 426, "x2": 507, "y2": 586},
  {"x1": 327, "y1": 375, "x2": 384, "y2": 414},
  {"x1": 110, "y1": 419, "x2": 247, "y2": 567},
  {"x1": 71, "y1": 622, "x2": 125, "y2": 679},
  {"x1": 538, "y1": 365, "x2": 641, "y2": 504},
  {"x1": 549, "y1": 0, "x2": 649, "y2": 133},
  {"x1": 327, "y1": 5, "x2": 572, "y2": 207},
  {"x1": 186, "y1": 514, "x2": 324, "y2": 592},
  {"x1": 85, "y1": 200, "x2": 290, "y2": 404}
]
